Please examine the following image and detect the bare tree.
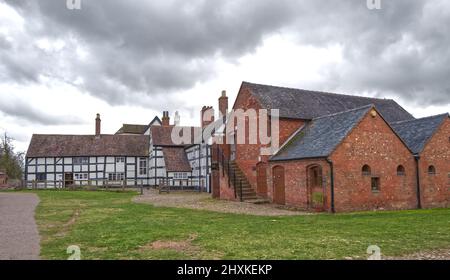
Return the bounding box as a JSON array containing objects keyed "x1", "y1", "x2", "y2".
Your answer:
[{"x1": 0, "y1": 133, "x2": 24, "y2": 179}]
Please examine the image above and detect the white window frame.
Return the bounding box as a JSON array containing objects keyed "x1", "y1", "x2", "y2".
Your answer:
[
  {"x1": 173, "y1": 172, "x2": 188, "y2": 179},
  {"x1": 116, "y1": 157, "x2": 125, "y2": 163},
  {"x1": 108, "y1": 172, "x2": 125, "y2": 181},
  {"x1": 139, "y1": 157, "x2": 147, "y2": 175},
  {"x1": 73, "y1": 157, "x2": 89, "y2": 165},
  {"x1": 75, "y1": 173, "x2": 89, "y2": 180}
]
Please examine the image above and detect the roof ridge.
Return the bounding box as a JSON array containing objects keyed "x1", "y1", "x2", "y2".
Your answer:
[
  {"x1": 391, "y1": 113, "x2": 448, "y2": 125},
  {"x1": 32, "y1": 134, "x2": 143, "y2": 137},
  {"x1": 122, "y1": 123, "x2": 147, "y2": 126},
  {"x1": 270, "y1": 103, "x2": 371, "y2": 162},
  {"x1": 311, "y1": 104, "x2": 374, "y2": 121},
  {"x1": 243, "y1": 81, "x2": 394, "y2": 102}
]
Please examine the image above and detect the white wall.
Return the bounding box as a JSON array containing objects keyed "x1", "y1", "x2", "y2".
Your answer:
[{"x1": 26, "y1": 155, "x2": 150, "y2": 187}]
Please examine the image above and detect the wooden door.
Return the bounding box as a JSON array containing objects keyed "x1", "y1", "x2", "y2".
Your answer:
[
  {"x1": 64, "y1": 173, "x2": 73, "y2": 187},
  {"x1": 307, "y1": 166, "x2": 325, "y2": 211},
  {"x1": 272, "y1": 166, "x2": 285, "y2": 204},
  {"x1": 256, "y1": 162, "x2": 268, "y2": 196}
]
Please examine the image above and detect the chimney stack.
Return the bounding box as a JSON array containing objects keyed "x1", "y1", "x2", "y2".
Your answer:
[
  {"x1": 218, "y1": 90, "x2": 228, "y2": 118},
  {"x1": 201, "y1": 106, "x2": 215, "y2": 128},
  {"x1": 174, "y1": 111, "x2": 180, "y2": 126},
  {"x1": 95, "y1": 113, "x2": 101, "y2": 136},
  {"x1": 162, "y1": 111, "x2": 170, "y2": 126}
]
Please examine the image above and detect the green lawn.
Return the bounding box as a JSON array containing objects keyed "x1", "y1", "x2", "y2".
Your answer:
[{"x1": 30, "y1": 190, "x2": 450, "y2": 260}]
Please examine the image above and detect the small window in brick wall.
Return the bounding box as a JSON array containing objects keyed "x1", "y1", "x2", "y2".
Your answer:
[
  {"x1": 371, "y1": 177, "x2": 380, "y2": 192},
  {"x1": 362, "y1": 165, "x2": 371, "y2": 176},
  {"x1": 397, "y1": 165, "x2": 405, "y2": 176},
  {"x1": 428, "y1": 165, "x2": 436, "y2": 175}
]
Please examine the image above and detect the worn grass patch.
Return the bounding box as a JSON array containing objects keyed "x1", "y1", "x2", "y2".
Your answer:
[{"x1": 29, "y1": 190, "x2": 450, "y2": 260}]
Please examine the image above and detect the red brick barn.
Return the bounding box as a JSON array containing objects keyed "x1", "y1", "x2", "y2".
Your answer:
[
  {"x1": 216, "y1": 82, "x2": 415, "y2": 205},
  {"x1": 269, "y1": 105, "x2": 417, "y2": 212},
  {"x1": 392, "y1": 114, "x2": 450, "y2": 208}
]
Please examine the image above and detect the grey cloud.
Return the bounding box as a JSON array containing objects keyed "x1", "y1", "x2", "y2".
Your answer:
[
  {"x1": 2, "y1": 0, "x2": 450, "y2": 108},
  {"x1": 285, "y1": 0, "x2": 450, "y2": 106},
  {"x1": 0, "y1": 98, "x2": 85, "y2": 126},
  {"x1": 3, "y1": 0, "x2": 297, "y2": 107}
]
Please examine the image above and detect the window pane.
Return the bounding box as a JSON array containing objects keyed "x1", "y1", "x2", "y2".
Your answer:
[{"x1": 371, "y1": 177, "x2": 380, "y2": 192}]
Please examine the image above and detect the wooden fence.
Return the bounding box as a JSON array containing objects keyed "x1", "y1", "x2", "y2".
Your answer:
[
  {"x1": 18, "y1": 177, "x2": 207, "y2": 194},
  {"x1": 157, "y1": 178, "x2": 206, "y2": 193},
  {"x1": 21, "y1": 178, "x2": 146, "y2": 195}
]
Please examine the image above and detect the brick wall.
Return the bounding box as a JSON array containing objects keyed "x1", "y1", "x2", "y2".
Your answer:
[
  {"x1": 218, "y1": 164, "x2": 239, "y2": 201},
  {"x1": 268, "y1": 159, "x2": 331, "y2": 210},
  {"x1": 232, "y1": 86, "x2": 303, "y2": 192},
  {"x1": 267, "y1": 109, "x2": 418, "y2": 212},
  {"x1": 419, "y1": 117, "x2": 450, "y2": 208},
  {"x1": 330, "y1": 110, "x2": 417, "y2": 212}
]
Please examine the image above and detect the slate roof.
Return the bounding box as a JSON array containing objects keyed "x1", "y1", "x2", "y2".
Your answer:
[
  {"x1": 150, "y1": 126, "x2": 201, "y2": 146},
  {"x1": 162, "y1": 147, "x2": 192, "y2": 172},
  {"x1": 26, "y1": 134, "x2": 149, "y2": 157},
  {"x1": 116, "y1": 124, "x2": 149, "y2": 135},
  {"x1": 270, "y1": 105, "x2": 373, "y2": 161},
  {"x1": 390, "y1": 113, "x2": 449, "y2": 154},
  {"x1": 115, "y1": 116, "x2": 162, "y2": 134},
  {"x1": 241, "y1": 82, "x2": 414, "y2": 123}
]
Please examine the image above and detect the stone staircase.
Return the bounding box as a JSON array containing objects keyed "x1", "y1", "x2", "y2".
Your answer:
[{"x1": 229, "y1": 161, "x2": 269, "y2": 204}]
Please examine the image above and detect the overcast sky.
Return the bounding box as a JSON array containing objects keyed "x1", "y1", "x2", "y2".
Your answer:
[{"x1": 1, "y1": 0, "x2": 449, "y2": 151}]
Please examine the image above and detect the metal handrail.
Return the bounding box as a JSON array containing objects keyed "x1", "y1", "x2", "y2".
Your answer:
[{"x1": 217, "y1": 146, "x2": 242, "y2": 200}]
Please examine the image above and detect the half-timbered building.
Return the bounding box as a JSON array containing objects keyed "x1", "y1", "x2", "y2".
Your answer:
[
  {"x1": 148, "y1": 112, "x2": 213, "y2": 192},
  {"x1": 25, "y1": 110, "x2": 214, "y2": 191},
  {"x1": 25, "y1": 114, "x2": 150, "y2": 188}
]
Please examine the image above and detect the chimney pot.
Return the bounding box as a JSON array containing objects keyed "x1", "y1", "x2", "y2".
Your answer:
[
  {"x1": 218, "y1": 90, "x2": 228, "y2": 118},
  {"x1": 201, "y1": 106, "x2": 215, "y2": 128},
  {"x1": 174, "y1": 111, "x2": 180, "y2": 126},
  {"x1": 95, "y1": 113, "x2": 101, "y2": 136},
  {"x1": 162, "y1": 111, "x2": 170, "y2": 126}
]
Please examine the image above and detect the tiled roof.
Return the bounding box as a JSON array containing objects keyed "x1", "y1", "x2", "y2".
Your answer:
[
  {"x1": 270, "y1": 105, "x2": 373, "y2": 161},
  {"x1": 242, "y1": 82, "x2": 414, "y2": 123},
  {"x1": 162, "y1": 147, "x2": 192, "y2": 172},
  {"x1": 391, "y1": 113, "x2": 449, "y2": 154},
  {"x1": 26, "y1": 134, "x2": 149, "y2": 157},
  {"x1": 115, "y1": 116, "x2": 162, "y2": 134},
  {"x1": 116, "y1": 124, "x2": 149, "y2": 134},
  {"x1": 150, "y1": 126, "x2": 201, "y2": 146}
]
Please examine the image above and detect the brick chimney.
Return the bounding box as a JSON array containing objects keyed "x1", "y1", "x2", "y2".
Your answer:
[
  {"x1": 162, "y1": 111, "x2": 170, "y2": 126},
  {"x1": 174, "y1": 111, "x2": 180, "y2": 126},
  {"x1": 218, "y1": 90, "x2": 228, "y2": 117},
  {"x1": 95, "y1": 113, "x2": 101, "y2": 136},
  {"x1": 201, "y1": 106, "x2": 215, "y2": 128}
]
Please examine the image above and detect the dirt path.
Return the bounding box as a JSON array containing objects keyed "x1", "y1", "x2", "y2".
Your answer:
[
  {"x1": 0, "y1": 193, "x2": 41, "y2": 260},
  {"x1": 384, "y1": 249, "x2": 450, "y2": 260},
  {"x1": 133, "y1": 189, "x2": 308, "y2": 216}
]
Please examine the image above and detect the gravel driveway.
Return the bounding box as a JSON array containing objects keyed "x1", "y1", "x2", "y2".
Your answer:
[
  {"x1": 0, "y1": 193, "x2": 41, "y2": 260},
  {"x1": 134, "y1": 189, "x2": 308, "y2": 216}
]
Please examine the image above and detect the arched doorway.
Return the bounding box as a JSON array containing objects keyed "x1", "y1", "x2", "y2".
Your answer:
[
  {"x1": 272, "y1": 165, "x2": 285, "y2": 204},
  {"x1": 256, "y1": 162, "x2": 268, "y2": 196},
  {"x1": 307, "y1": 165, "x2": 325, "y2": 211}
]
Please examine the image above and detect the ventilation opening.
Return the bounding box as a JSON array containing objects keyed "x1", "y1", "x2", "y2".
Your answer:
[{"x1": 362, "y1": 165, "x2": 371, "y2": 176}]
